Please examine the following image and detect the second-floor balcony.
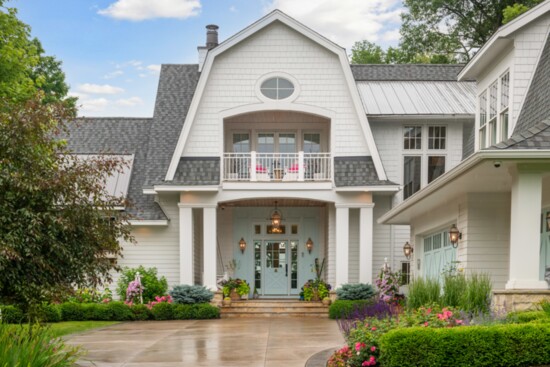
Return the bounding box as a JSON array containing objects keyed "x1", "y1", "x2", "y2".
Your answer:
[{"x1": 223, "y1": 152, "x2": 331, "y2": 182}]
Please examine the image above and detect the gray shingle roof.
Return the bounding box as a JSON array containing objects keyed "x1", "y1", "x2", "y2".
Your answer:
[
  {"x1": 143, "y1": 64, "x2": 200, "y2": 187},
  {"x1": 172, "y1": 157, "x2": 220, "y2": 185},
  {"x1": 492, "y1": 119, "x2": 550, "y2": 150},
  {"x1": 513, "y1": 37, "x2": 550, "y2": 136},
  {"x1": 334, "y1": 156, "x2": 397, "y2": 187},
  {"x1": 64, "y1": 118, "x2": 167, "y2": 220},
  {"x1": 351, "y1": 64, "x2": 467, "y2": 81}
]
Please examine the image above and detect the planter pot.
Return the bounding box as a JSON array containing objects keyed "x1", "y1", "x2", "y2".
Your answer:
[
  {"x1": 230, "y1": 289, "x2": 240, "y2": 301},
  {"x1": 223, "y1": 298, "x2": 232, "y2": 307},
  {"x1": 312, "y1": 289, "x2": 320, "y2": 302},
  {"x1": 241, "y1": 293, "x2": 249, "y2": 300},
  {"x1": 322, "y1": 298, "x2": 331, "y2": 306}
]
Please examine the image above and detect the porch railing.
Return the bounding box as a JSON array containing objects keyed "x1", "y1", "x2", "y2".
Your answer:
[{"x1": 223, "y1": 152, "x2": 331, "y2": 182}]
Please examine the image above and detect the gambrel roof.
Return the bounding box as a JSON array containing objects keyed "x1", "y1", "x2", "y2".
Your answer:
[{"x1": 351, "y1": 64, "x2": 466, "y2": 82}]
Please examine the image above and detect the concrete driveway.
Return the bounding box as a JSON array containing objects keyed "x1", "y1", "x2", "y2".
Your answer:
[{"x1": 67, "y1": 318, "x2": 344, "y2": 367}]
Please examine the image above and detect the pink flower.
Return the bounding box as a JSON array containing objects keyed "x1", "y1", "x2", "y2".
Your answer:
[
  {"x1": 371, "y1": 327, "x2": 377, "y2": 331},
  {"x1": 424, "y1": 322, "x2": 429, "y2": 327},
  {"x1": 355, "y1": 342, "x2": 366, "y2": 352},
  {"x1": 456, "y1": 319, "x2": 463, "y2": 325},
  {"x1": 370, "y1": 346, "x2": 376, "y2": 352}
]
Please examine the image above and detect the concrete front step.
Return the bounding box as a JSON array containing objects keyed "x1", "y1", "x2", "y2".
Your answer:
[{"x1": 220, "y1": 300, "x2": 329, "y2": 318}]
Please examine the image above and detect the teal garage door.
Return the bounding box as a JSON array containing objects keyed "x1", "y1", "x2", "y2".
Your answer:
[{"x1": 423, "y1": 231, "x2": 456, "y2": 279}]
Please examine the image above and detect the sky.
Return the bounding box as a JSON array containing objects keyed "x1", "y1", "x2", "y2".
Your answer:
[{"x1": 13, "y1": 0, "x2": 404, "y2": 117}]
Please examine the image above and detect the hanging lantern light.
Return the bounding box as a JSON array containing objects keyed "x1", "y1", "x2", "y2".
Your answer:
[
  {"x1": 239, "y1": 237, "x2": 247, "y2": 254},
  {"x1": 268, "y1": 201, "x2": 283, "y2": 228},
  {"x1": 403, "y1": 241, "x2": 414, "y2": 260},
  {"x1": 306, "y1": 238, "x2": 314, "y2": 254}
]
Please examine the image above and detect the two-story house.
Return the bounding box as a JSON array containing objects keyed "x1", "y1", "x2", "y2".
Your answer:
[
  {"x1": 381, "y1": 0, "x2": 550, "y2": 310},
  {"x1": 67, "y1": 10, "x2": 476, "y2": 299}
]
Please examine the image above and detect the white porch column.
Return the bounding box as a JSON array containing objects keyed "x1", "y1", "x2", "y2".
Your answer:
[
  {"x1": 178, "y1": 204, "x2": 194, "y2": 285},
  {"x1": 203, "y1": 205, "x2": 218, "y2": 290},
  {"x1": 506, "y1": 164, "x2": 548, "y2": 290},
  {"x1": 359, "y1": 205, "x2": 375, "y2": 284},
  {"x1": 335, "y1": 205, "x2": 349, "y2": 288}
]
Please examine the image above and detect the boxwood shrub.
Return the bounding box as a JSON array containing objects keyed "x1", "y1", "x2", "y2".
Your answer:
[
  {"x1": 379, "y1": 323, "x2": 550, "y2": 367},
  {"x1": 38, "y1": 303, "x2": 61, "y2": 323},
  {"x1": 506, "y1": 310, "x2": 550, "y2": 324},
  {"x1": 329, "y1": 300, "x2": 373, "y2": 319},
  {"x1": 172, "y1": 304, "x2": 220, "y2": 320},
  {"x1": 60, "y1": 302, "x2": 86, "y2": 321},
  {"x1": 0, "y1": 305, "x2": 25, "y2": 324},
  {"x1": 151, "y1": 302, "x2": 173, "y2": 320},
  {"x1": 131, "y1": 304, "x2": 153, "y2": 321}
]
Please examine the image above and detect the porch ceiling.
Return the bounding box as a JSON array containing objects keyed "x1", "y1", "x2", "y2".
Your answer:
[{"x1": 220, "y1": 198, "x2": 326, "y2": 207}]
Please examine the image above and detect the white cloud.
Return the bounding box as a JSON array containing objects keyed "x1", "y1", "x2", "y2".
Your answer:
[
  {"x1": 229, "y1": 5, "x2": 237, "y2": 13},
  {"x1": 103, "y1": 70, "x2": 124, "y2": 79},
  {"x1": 77, "y1": 83, "x2": 124, "y2": 95},
  {"x1": 78, "y1": 98, "x2": 110, "y2": 113},
  {"x1": 115, "y1": 97, "x2": 143, "y2": 106},
  {"x1": 99, "y1": 0, "x2": 201, "y2": 21},
  {"x1": 146, "y1": 64, "x2": 161, "y2": 73},
  {"x1": 266, "y1": 0, "x2": 403, "y2": 50},
  {"x1": 382, "y1": 29, "x2": 401, "y2": 42}
]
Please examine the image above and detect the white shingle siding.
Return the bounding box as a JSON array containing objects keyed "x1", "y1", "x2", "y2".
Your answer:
[
  {"x1": 511, "y1": 14, "x2": 550, "y2": 127},
  {"x1": 183, "y1": 22, "x2": 370, "y2": 157},
  {"x1": 110, "y1": 195, "x2": 181, "y2": 293}
]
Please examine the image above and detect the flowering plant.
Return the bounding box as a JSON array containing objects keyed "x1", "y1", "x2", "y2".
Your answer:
[
  {"x1": 66, "y1": 287, "x2": 112, "y2": 304},
  {"x1": 146, "y1": 295, "x2": 173, "y2": 310},
  {"x1": 405, "y1": 304, "x2": 464, "y2": 328},
  {"x1": 126, "y1": 280, "x2": 144, "y2": 304},
  {"x1": 375, "y1": 267, "x2": 402, "y2": 304},
  {"x1": 220, "y1": 278, "x2": 250, "y2": 297},
  {"x1": 301, "y1": 279, "x2": 331, "y2": 301}
]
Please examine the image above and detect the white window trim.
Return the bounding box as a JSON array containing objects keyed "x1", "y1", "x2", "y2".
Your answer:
[
  {"x1": 478, "y1": 70, "x2": 510, "y2": 149},
  {"x1": 255, "y1": 72, "x2": 301, "y2": 103}
]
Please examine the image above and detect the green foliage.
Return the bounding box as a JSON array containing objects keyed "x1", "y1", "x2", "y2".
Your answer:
[
  {"x1": 151, "y1": 302, "x2": 173, "y2": 321},
  {"x1": 329, "y1": 300, "x2": 374, "y2": 319},
  {"x1": 336, "y1": 284, "x2": 376, "y2": 301},
  {"x1": 131, "y1": 304, "x2": 152, "y2": 321},
  {"x1": 60, "y1": 303, "x2": 85, "y2": 322},
  {"x1": 66, "y1": 288, "x2": 112, "y2": 304},
  {"x1": 0, "y1": 2, "x2": 73, "y2": 104},
  {"x1": 0, "y1": 305, "x2": 24, "y2": 324},
  {"x1": 441, "y1": 272, "x2": 467, "y2": 308},
  {"x1": 539, "y1": 299, "x2": 550, "y2": 316},
  {"x1": 503, "y1": 1, "x2": 544, "y2": 24},
  {"x1": 103, "y1": 302, "x2": 133, "y2": 321},
  {"x1": 460, "y1": 273, "x2": 492, "y2": 315},
  {"x1": 116, "y1": 266, "x2": 168, "y2": 303},
  {"x1": 172, "y1": 304, "x2": 220, "y2": 320},
  {"x1": 351, "y1": 41, "x2": 386, "y2": 64},
  {"x1": 302, "y1": 279, "x2": 330, "y2": 301},
  {"x1": 0, "y1": 95, "x2": 132, "y2": 314},
  {"x1": 220, "y1": 278, "x2": 250, "y2": 297},
  {"x1": 406, "y1": 277, "x2": 441, "y2": 310},
  {"x1": 351, "y1": 41, "x2": 453, "y2": 65},
  {"x1": 507, "y1": 310, "x2": 550, "y2": 324},
  {"x1": 379, "y1": 323, "x2": 550, "y2": 367},
  {"x1": 170, "y1": 285, "x2": 214, "y2": 304},
  {"x1": 38, "y1": 303, "x2": 61, "y2": 323},
  {"x1": 0, "y1": 324, "x2": 81, "y2": 366}
]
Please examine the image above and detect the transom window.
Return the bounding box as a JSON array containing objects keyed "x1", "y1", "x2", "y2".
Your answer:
[
  {"x1": 404, "y1": 126, "x2": 422, "y2": 149},
  {"x1": 428, "y1": 126, "x2": 446, "y2": 149},
  {"x1": 260, "y1": 77, "x2": 295, "y2": 100}
]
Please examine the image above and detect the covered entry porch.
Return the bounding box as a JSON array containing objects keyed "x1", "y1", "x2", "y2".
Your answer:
[{"x1": 177, "y1": 191, "x2": 375, "y2": 297}]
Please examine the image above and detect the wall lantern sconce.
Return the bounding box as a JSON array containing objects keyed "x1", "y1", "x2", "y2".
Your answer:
[
  {"x1": 306, "y1": 238, "x2": 314, "y2": 254},
  {"x1": 403, "y1": 241, "x2": 414, "y2": 260},
  {"x1": 449, "y1": 224, "x2": 462, "y2": 248},
  {"x1": 268, "y1": 201, "x2": 283, "y2": 228},
  {"x1": 239, "y1": 237, "x2": 247, "y2": 254}
]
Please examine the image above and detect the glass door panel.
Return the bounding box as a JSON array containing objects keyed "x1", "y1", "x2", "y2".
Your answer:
[{"x1": 264, "y1": 240, "x2": 289, "y2": 295}]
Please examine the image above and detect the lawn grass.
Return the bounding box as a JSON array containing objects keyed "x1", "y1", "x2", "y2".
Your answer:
[
  {"x1": 48, "y1": 321, "x2": 119, "y2": 337},
  {"x1": 4, "y1": 321, "x2": 119, "y2": 338}
]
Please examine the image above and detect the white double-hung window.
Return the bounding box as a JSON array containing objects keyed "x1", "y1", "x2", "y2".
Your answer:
[{"x1": 478, "y1": 71, "x2": 510, "y2": 149}]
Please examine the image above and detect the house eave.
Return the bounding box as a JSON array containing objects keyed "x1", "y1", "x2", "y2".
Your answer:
[
  {"x1": 128, "y1": 220, "x2": 169, "y2": 226},
  {"x1": 378, "y1": 149, "x2": 550, "y2": 225}
]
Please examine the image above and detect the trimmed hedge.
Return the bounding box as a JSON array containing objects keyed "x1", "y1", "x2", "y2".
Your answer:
[
  {"x1": 38, "y1": 303, "x2": 61, "y2": 323},
  {"x1": 506, "y1": 310, "x2": 550, "y2": 324},
  {"x1": 329, "y1": 300, "x2": 373, "y2": 319},
  {"x1": 379, "y1": 324, "x2": 550, "y2": 367},
  {"x1": 0, "y1": 306, "x2": 25, "y2": 324}
]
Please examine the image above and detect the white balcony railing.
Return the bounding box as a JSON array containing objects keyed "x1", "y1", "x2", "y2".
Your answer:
[{"x1": 223, "y1": 152, "x2": 331, "y2": 182}]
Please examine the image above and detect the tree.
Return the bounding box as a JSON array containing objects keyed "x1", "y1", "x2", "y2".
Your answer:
[
  {"x1": 0, "y1": 94, "x2": 133, "y2": 317},
  {"x1": 351, "y1": 41, "x2": 386, "y2": 64},
  {"x1": 0, "y1": 1, "x2": 74, "y2": 105},
  {"x1": 400, "y1": 0, "x2": 544, "y2": 63},
  {"x1": 351, "y1": 41, "x2": 455, "y2": 64}
]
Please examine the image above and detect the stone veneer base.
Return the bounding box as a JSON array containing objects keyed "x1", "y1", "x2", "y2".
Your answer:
[{"x1": 493, "y1": 289, "x2": 550, "y2": 312}]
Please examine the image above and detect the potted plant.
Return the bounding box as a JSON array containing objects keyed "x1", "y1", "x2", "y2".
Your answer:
[
  {"x1": 223, "y1": 297, "x2": 232, "y2": 306},
  {"x1": 221, "y1": 278, "x2": 249, "y2": 301},
  {"x1": 237, "y1": 280, "x2": 250, "y2": 300}
]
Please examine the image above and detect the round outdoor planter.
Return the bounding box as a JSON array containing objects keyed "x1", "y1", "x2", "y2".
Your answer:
[
  {"x1": 230, "y1": 289, "x2": 240, "y2": 301},
  {"x1": 223, "y1": 298, "x2": 232, "y2": 306}
]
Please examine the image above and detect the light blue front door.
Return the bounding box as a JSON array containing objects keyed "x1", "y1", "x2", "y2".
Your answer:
[
  {"x1": 423, "y1": 231, "x2": 456, "y2": 279},
  {"x1": 540, "y1": 210, "x2": 550, "y2": 281},
  {"x1": 265, "y1": 240, "x2": 289, "y2": 295}
]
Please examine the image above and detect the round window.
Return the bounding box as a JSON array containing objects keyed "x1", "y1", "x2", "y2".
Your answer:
[{"x1": 260, "y1": 77, "x2": 295, "y2": 100}]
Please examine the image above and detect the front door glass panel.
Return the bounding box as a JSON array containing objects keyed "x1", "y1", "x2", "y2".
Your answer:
[{"x1": 265, "y1": 241, "x2": 288, "y2": 295}]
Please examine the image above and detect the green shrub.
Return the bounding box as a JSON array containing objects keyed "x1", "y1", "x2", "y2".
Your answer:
[
  {"x1": 131, "y1": 304, "x2": 152, "y2": 321},
  {"x1": 329, "y1": 300, "x2": 373, "y2": 319},
  {"x1": 0, "y1": 305, "x2": 25, "y2": 324},
  {"x1": 170, "y1": 285, "x2": 214, "y2": 304},
  {"x1": 460, "y1": 273, "x2": 492, "y2": 314},
  {"x1": 39, "y1": 304, "x2": 61, "y2": 323},
  {"x1": 406, "y1": 277, "x2": 441, "y2": 310},
  {"x1": 539, "y1": 299, "x2": 550, "y2": 316},
  {"x1": 336, "y1": 283, "x2": 376, "y2": 301},
  {"x1": 194, "y1": 303, "x2": 220, "y2": 319},
  {"x1": 507, "y1": 310, "x2": 550, "y2": 324},
  {"x1": 105, "y1": 302, "x2": 133, "y2": 321},
  {"x1": 173, "y1": 304, "x2": 196, "y2": 319},
  {"x1": 151, "y1": 302, "x2": 173, "y2": 320},
  {"x1": 0, "y1": 324, "x2": 82, "y2": 366},
  {"x1": 116, "y1": 266, "x2": 168, "y2": 303},
  {"x1": 60, "y1": 303, "x2": 85, "y2": 321},
  {"x1": 379, "y1": 323, "x2": 550, "y2": 367},
  {"x1": 172, "y1": 304, "x2": 220, "y2": 320}
]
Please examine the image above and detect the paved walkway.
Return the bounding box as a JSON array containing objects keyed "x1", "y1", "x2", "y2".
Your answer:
[{"x1": 67, "y1": 318, "x2": 344, "y2": 367}]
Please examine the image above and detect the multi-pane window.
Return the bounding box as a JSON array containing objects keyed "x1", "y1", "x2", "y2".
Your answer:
[
  {"x1": 500, "y1": 72, "x2": 510, "y2": 141},
  {"x1": 478, "y1": 70, "x2": 510, "y2": 149},
  {"x1": 254, "y1": 241, "x2": 262, "y2": 291},
  {"x1": 404, "y1": 126, "x2": 422, "y2": 150},
  {"x1": 303, "y1": 133, "x2": 321, "y2": 153},
  {"x1": 232, "y1": 133, "x2": 250, "y2": 152},
  {"x1": 427, "y1": 156, "x2": 446, "y2": 183},
  {"x1": 260, "y1": 77, "x2": 295, "y2": 100},
  {"x1": 278, "y1": 133, "x2": 296, "y2": 153},
  {"x1": 401, "y1": 262, "x2": 411, "y2": 285},
  {"x1": 428, "y1": 126, "x2": 446, "y2": 149},
  {"x1": 403, "y1": 156, "x2": 421, "y2": 199}
]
